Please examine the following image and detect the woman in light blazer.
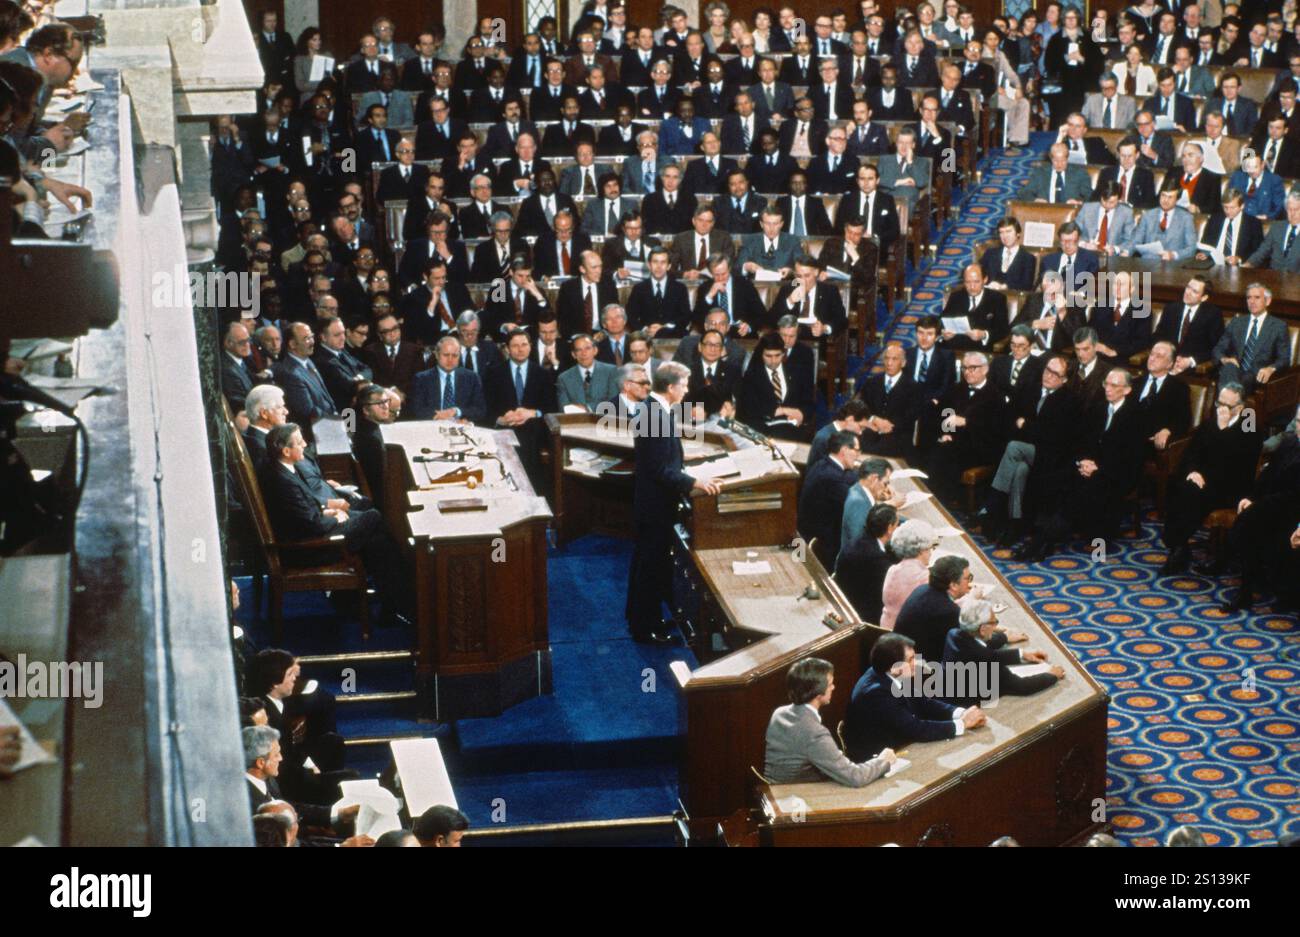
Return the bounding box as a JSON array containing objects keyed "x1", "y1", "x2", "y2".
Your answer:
[
  {"x1": 879, "y1": 520, "x2": 937, "y2": 631},
  {"x1": 983, "y1": 29, "x2": 1031, "y2": 145},
  {"x1": 1111, "y1": 44, "x2": 1157, "y2": 98},
  {"x1": 293, "y1": 28, "x2": 336, "y2": 104}
]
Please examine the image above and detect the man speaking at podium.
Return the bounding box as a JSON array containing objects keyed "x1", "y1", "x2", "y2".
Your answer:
[{"x1": 627, "y1": 362, "x2": 722, "y2": 644}]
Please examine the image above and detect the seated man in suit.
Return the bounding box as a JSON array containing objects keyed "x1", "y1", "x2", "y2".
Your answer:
[
  {"x1": 408, "y1": 336, "x2": 488, "y2": 423},
  {"x1": 713, "y1": 169, "x2": 767, "y2": 235},
  {"x1": 601, "y1": 210, "x2": 654, "y2": 279},
  {"x1": 991, "y1": 326, "x2": 1047, "y2": 401},
  {"x1": 1205, "y1": 72, "x2": 1258, "y2": 137},
  {"x1": 1077, "y1": 182, "x2": 1138, "y2": 256},
  {"x1": 923, "y1": 350, "x2": 1011, "y2": 506},
  {"x1": 858, "y1": 343, "x2": 922, "y2": 458},
  {"x1": 805, "y1": 126, "x2": 858, "y2": 196},
  {"x1": 867, "y1": 65, "x2": 917, "y2": 121},
  {"x1": 771, "y1": 255, "x2": 848, "y2": 338},
  {"x1": 737, "y1": 209, "x2": 804, "y2": 280},
  {"x1": 834, "y1": 163, "x2": 901, "y2": 261},
  {"x1": 836, "y1": 503, "x2": 899, "y2": 623},
  {"x1": 1144, "y1": 67, "x2": 1197, "y2": 133},
  {"x1": 625, "y1": 246, "x2": 693, "y2": 337},
  {"x1": 1083, "y1": 74, "x2": 1136, "y2": 130},
  {"x1": 1132, "y1": 176, "x2": 1200, "y2": 261},
  {"x1": 895, "y1": 555, "x2": 971, "y2": 663},
  {"x1": 1229, "y1": 155, "x2": 1285, "y2": 223},
  {"x1": 1095, "y1": 138, "x2": 1158, "y2": 211},
  {"x1": 980, "y1": 217, "x2": 1038, "y2": 292},
  {"x1": 797, "y1": 430, "x2": 861, "y2": 569},
  {"x1": 486, "y1": 329, "x2": 556, "y2": 485},
  {"x1": 879, "y1": 127, "x2": 933, "y2": 215},
  {"x1": 580, "y1": 173, "x2": 636, "y2": 239},
  {"x1": 1223, "y1": 411, "x2": 1300, "y2": 611},
  {"x1": 314, "y1": 316, "x2": 374, "y2": 412},
  {"x1": 273, "y1": 322, "x2": 339, "y2": 435},
  {"x1": 682, "y1": 132, "x2": 739, "y2": 196},
  {"x1": 1038, "y1": 222, "x2": 1101, "y2": 292},
  {"x1": 1019, "y1": 143, "x2": 1092, "y2": 204},
  {"x1": 845, "y1": 100, "x2": 891, "y2": 158},
  {"x1": 685, "y1": 328, "x2": 743, "y2": 419},
  {"x1": 1175, "y1": 143, "x2": 1223, "y2": 216},
  {"x1": 669, "y1": 204, "x2": 736, "y2": 282},
  {"x1": 941, "y1": 601, "x2": 1064, "y2": 708},
  {"x1": 775, "y1": 171, "x2": 834, "y2": 238},
  {"x1": 1244, "y1": 191, "x2": 1300, "y2": 273},
  {"x1": 810, "y1": 399, "x2": 871, "y2": 467},
  {"x1": 1159, "y1": 276, "x2": 1225, "y2": 375},
  {"x1": 843, "y1": 632, "x2": 986, "y2": 763},
  {"x1": 557, "y1": 333, "x2": 621, "y2": 411},
  {"x1": 641, "y1": 162, "x2": 697, "y2": 237},
  {"x1": 260, "y1": 423, "x2": 411, "y2": 623},
  {"x1": 1160, "y1": 381, "x2": 1264, "y2": 574},
  {"x1": 763, "y1": 657, "x2": 896, "y2": 786},
  {"x1": 674, "y1": 308, "x2": 746, "y2": 369},
  {"x1": 1133, "y1": 341, "x2": 1192, "y2": 455},
  {"x1": 1212, "y1": 285, "x2": 1293, "y2": 392},
  {"x1": 692, "y1": 254, "x2": 765, "y2": 337},
  {"x1": 1057, "y1": 112, "x2": 1117, "y2": 166},
  {"x1": 1198, "y1": 187, "x2": 1264, "y2": 267},
  {"x1": 221, "y1": 321, "x2": 257, "y2": 413},
  {"x1": 242, "y1": 726, "x2": 343, "y2": 834},
  {"x1": 1132, "y1": 110, "x2": 1177, "y2": 170},
  {"x1": 738, "y1": 330, "x2": 815, "y2": 441},
  {"x1": 908, "y1": 315, "x2": 958, "y2": 413},
  {"x1": 939, "y1": 264, "x2": 1010, "y2": 353},
  {"x1": 556, "y1": 250, "x2": 619, "y2": 337},
  {"x1": 1092, "y1": 269, "x2": 1154, "y2": 362}
]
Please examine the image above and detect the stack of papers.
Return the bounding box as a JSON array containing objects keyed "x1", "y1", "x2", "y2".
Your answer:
[
  {"x1": 903, "y1": 490, "x2": 933, "y2": 507},
  {"x1": 334, "y1": 780, "x2": 402, "y2": 839},
  {"x1": 1008, "y1": 663, "x2": 1053, "y2": 679},
  {"x1": 731, "y1": 559, "x2": 772, "y2": 575}
]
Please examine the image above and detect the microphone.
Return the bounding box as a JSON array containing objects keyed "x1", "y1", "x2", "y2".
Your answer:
[{"x1": 0, "y1": 373, "x2": 93, "y2": 418}]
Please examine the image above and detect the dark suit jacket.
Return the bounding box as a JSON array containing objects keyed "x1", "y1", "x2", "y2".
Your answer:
[
  {"x1": 1200, "y1": 212, "x2": 1263, "y2": 261},
  {"x1": 626, "y1": 278, "x2": 693, "y2": 335},
  {"x1": 481, "y1": 282, "x2": 550, "y2": 335},
  {"x1": 633, "y1": 395, "x2": 696, "y2": 522},
  {"x1": 843, "y1": 667, "x2": 958, "y2": 763},
  {"x1": 805, "y1": 152, "x2": 859, "y2": 195},
  {"x1": 771, "y1": 280, "x2": 847, "y2": 335},
  {"x1": 1176, "y1": 414, "x2": 1265, "y2": 507},
  {"x1": 937, "y1": 88, "x2": 977, "y2": 137},
  {"x1": 597, "y1": 121, "x2": 649, "y2": 157},
  {"x1": 376, "y1": 163, "x2": 430, "y2": 205},
  {"x1": 1037, "y1": 248, "x2": 1101, "y2": 286},
  {"x1": 745, "y1": 152, "x2": 799, "y2": 193},
  {"x1": 777, "y1": 117, "x2": 830, "y2": 158},
  {"x1": 835, "y1": 535, "x2": 895, "y2": 622},
  {"x1": 857, "y1": 371, "x2": 922, "y2": 456},
  {"x1": 413, "y1": 117, "x2": 468, "y2": 161},
  {"x1": 906, "y1": 345, "x2": 957, "y2": 403},
  {"x1": 315, "y1": 347, "x2": 373, "y2": 411},
  {"x1": 845, "y1": 121, "x2": 892, "y2": 158},
  {"x1": 398, "y1": 282, "x2": 474, "y2": 346},
  {"x1": 1143, "y1": 92, "x2": 1198, "y2": 131},
  {"x1": 1134, "y1": 372, "x2": 1192, "y2": 440},
  {"x1": 798, "y1": 455, "x2": 857, "y2": 567},
  {"x1": 556, "y1": 275, "x2": 620, "y2": 337},
  {"x1": 808, "y1": 80, "x2": 857, "y2": 122},
  {"x1": 940, "y1": 289, "x2": 1010, "y2": 352},
  {"x1": 895, "y1": 583, "x2": 961, "y2": 664},
  {"x1": 532, "y1": 231, "x2": 594, "y2": 278},
  {"x1": 686, "y1": 357, "x2": 742, "y2": 415},
  {"x1": 221, "y1": 354, "x2": 256, "y2": 412},
  {"x1": 1092, "y1": 302, "x2": 1155, "y2": 361},
  {"x1": 468, "y1": 86, "x2": 524, "y2": 123},
  {"x1": 274, "y1": 356, "x2": 338, "y2": 431},
  {"x1": 354, "y1": 126, "x2": 402, "y2": 170},
  {"x1": 363, "y1": 341, "x2": 424, "y2": 397},
  {"x1": 469, "y1": 236, "x2": 531, "y2": 283},
  {"x1": 457, "y1": 199, "x2": 507, "y2": 240},
  {"x1": 636, "y1": 84, "x2": 681, "y2": 119},
  {"x1": 990, "y1": 353, "x2": 1046, "y2": 402},
  {"x1": 408, "y1": 366, "x2": 488, "y2": 423},
  {"x1": 492, "y1": 156, "x2": 554, "y2": 198},
  {"x1": 486, "y1": 356, "x2": 556, "y2": 419},
  {"x1": 1180, "y1": 168, "x2": 1224, "y2": 215},
  {"x1": 713, "y1": 192, "x2": 767, "y2": 234},
  {"x1": 540, "y1": 120, "x2": 597, "y2": 158},
  {"x1": 641, "y1": 190, "x2": 698, "y2": 236},
  {"x1": 683, "y1": 156, "x2": 740, "y2": 195},
  {"x1": 690, "y1": 275, "x2": 767, "y2": 332},
  {"x1": 1152, "y1": 300, "x2": 1225, "y2": 365},
  {"x1": 515, "y1": 191, "x2": 578, "y2": 238},
  {"x1": 737, "y1": 346, "x2": 816, "y2": 431},
  {"x1": 774, "y1": 195, "x2": 834, "y2": 237},
  {"x1": 247, "y1": 776, "x2": 331, "y2": 831},
  {"x1": 941, "y1": 629, "x2": 1059, "y2": 708},
  {"x1": 483, "y1": 119, "x2": 541, "y2": 160},
  {"x1": 834, "y1": 189, "x2": 901, "y2": 256},
  {"x1": 866, "y1": 86, "x2": 918, "y2": 121},
  {"x1": 896, "y1": 53, "x2": 940, "y2": 88},
  {"x1": 979, "y1": 245, "x2": 1037, "y2": 291},
  {"x1": 1093, "y1": 165, "x2": 1158, "y2": 210}
]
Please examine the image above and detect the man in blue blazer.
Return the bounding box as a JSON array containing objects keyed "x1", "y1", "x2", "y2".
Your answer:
[
  {"x1": 1212, "y1": 288, "x2": 1294, "y2": 391},
  {"x1": 1037, "y1": 222, "x2": 1100, "y2": 290},
  {"x1": 1204, "y1": 74, "x2": 1259, "y2": 137},
  {"x1": 1199, "y1": 192, "x2": 1264, "y2": 265},
  {"x1": 1143, "y1": 69, "x2": 1197, "y2": 132},
  {"x1": 657, "y1": 97, "x2": 714, "y2": 156},
  {"x1": 842, "y1": 632, "x2": 986, "y2": 762},
  {"x1": 906, "y1": 316, "x2": 957, "y2": 409},
  {"x1": 1229, "y1": 157, "x2": 1286, "y2": 221},
  {"x1": 273, "y1": 323, "x2": 338, "y2": 436},
  {"x1": 408, "y1": 337, "x2": 488, "y2": 424},
  {"x1": 627, "y1": 363, "x2": 721, "y2": 643}
]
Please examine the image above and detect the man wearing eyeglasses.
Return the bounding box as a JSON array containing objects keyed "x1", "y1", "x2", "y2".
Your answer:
[
  {"x1": 924, "y1": 351, "x2": 1010, "y2": 506},
  {"x1": 1159, "y1": 382, "x2": 1263, "y2": 575}
]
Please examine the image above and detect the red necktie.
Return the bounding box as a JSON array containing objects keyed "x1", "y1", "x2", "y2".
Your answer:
[
  {"x1": 1120, "y1": 172, "x2": 1129, "y2": 202},
  {"x1": 562, "y1": 242, "x2": 571, "y2": 275},
  {"x1": 1247, "y1": 178, "x2": 1257, "y2": 197},
  {"x1": 697, "y1": 237, "x2": 708, "y2": 270},
  {"x1": 1098, "y1": 212, "x2": 1109, "y2": 249},
  {"x1": 1160, "y1": 211, "x2": 1169, "y2": 232}
]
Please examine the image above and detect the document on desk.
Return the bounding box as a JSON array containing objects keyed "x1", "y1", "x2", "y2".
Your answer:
[
  {"x1": 753, "y1": 268, "x2": 785, "y2": 283},
  {"x1": 940, "y1": 316, "x2": 971, "y2": 334},
  {"x1": 1023, "y1": 221, "x2": 1055, "y2": 249},
  {"x1": 902, "y1": 490, "x2": 933, "y2": 507},
  {"x1": 1135, "y1": 240, "x2": 1165, "y2": 257},
  {"x1": 0, "y1": 698, "x2": 56, "y2": 775},
  {"x1": 891, "y1": 468, "x2": 928, "y2": 480},
  {"x1": 732, "y1": 559, "x2": 773, "y2": 575},
  {"x1": 885, "y1": 757, "x2": 910, "y2": 778},
  {"x1": 686, "y1": 454, "x2": 740, "y2": 480},
  {"x1": 1008, "y1": 663, "x2": 1053, "y2": 679}
]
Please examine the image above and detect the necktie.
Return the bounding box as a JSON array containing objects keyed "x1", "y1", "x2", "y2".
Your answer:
[
  {"x1": 770, "y1": 367, "x2": 784, "y2": 400},
  {"x1": 1120, "y1": 171, "x2": 1129, "y2": 202},
  {"x1": 1053, "y1": 171, "x2": 1064, "y2": 203},
  {"x1": 792, "y1": 199, "x2": 805, "y2": 236},
  {"x1": 667, "y1": 193, "x2": 675, "y2": 209},
  {"x1": 376, "y1": 130, "x2": 390, "y2": 161},
  {"x1": 1037, "y1": 389, "x2": 1049, "y2": 414},
  {"x1": 1011, "y1": 358, "x2": 1023, "y2": 385},
  {"x1": 855, "y1": 59, "x2": 864, "y2": 84},
  {"x1": 765, "y1": 239, "x2": 775, "y2": 260},
  {"x1": 919, "y1": 351, "x2": 930, "y2": 381},
  {"x1": 765, "y1": 86, "x2": 775, "y2": 112},
  {"x1": 562, "y1": 242, "x2": 571, "y2": 275},
  {"x1": 583, "y1": 169, "x2": 596, "y2": 196},
  {"x1": 1267, "y1": 140, "x2": 1279, "y2": 172},
  {"x1": 1223, "y1": 218, "x2": 1235, "y2": 254},
  {"x1": 583, "y1": 369, "x2": 592, "y2": 399},
  {"x1": 608, "y1": 201, "x2": 618, "y2": 232},
  {"x1": 1247, "y1": 176, "x2": 1257, "y2": 198},
  {"x1": 654, "y1": 282, "x2": 663, "y2": 301},
  {"x1": 705, "y1": 365, "x2": 714, "y2": 382},
  {"x1": 1141, "y1": 376, "x2": 1155, "y2": 401},
  {"x1": 442, "y1": 372, "x2": 455, "y2": 410},
  {"x1": 742, "y1": 119, "x2": 751, "y2": 149},
  {"x1": 1103, "y1": 99, "x2": 1113, "y2": 128},
  {"x1": 1105, "y1": 405, "x2": 1115, "y2": 431},
  {"x1": 515, "y1": 364, "x2": 526, "y2": 403},
  {"x1": 644, "y1": 166, "x2": 654, "y2": 191},
  {"x1": 802, "y1": 291, "x2": 812, "y2": 323},
  {"x1": 515, "y1": 288, "x2": 525, "y2": 322},
  {"x1": 885, "y1": 376, "x2": 895, "y2": 394},
  {"x1": 586, "y1": 285, "x2": 596, "y2": 327},
  {"x1": 1226, "y1": 102, "x2": 1234, "y2": 127},
  {"x1": 1178, "y1": 308, "x2": 1192, "y2": 345},
  {"x1": 1160, "y1": 211, "x2": 1169, "y2": 232},
  {"x1": 698, "y1": 237, "x2": 708, "y2": 269},
  {"x1": 614, "y1": 341, "x2": 623, "y2": 366},
  {"x1": 1098, "y1": 211, "x2": 1109, "y2": 249},
  {"x1": 1242, "y1": 318, "x2": 1260, "y2": 371},
  {"x1": 1286, "y1": 226, "x2": 1298, "y2": 256},
  {"x1": 388, "y1": 345, "x2": 397, "y2": 360}
]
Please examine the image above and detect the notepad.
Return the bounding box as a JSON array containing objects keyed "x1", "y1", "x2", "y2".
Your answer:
[
  {"x1": 732, "y1": 560, "x2": 772, "y2": 575},
  {"x1": 885, "y1": 757, "x2": 910, "y2": 778},
  {"x1": 941, "y1": 315, "x2": 971, "y2": 334},
  {"x1": 309, "y1": 56, "x2": 335, "y2": 82},
  {"x1": 1023, "y1": 221, "x2": 1056, "y2": 248},
  {"x1": 1008, "y1": 663, "x2": 1053, "y2": 678}
]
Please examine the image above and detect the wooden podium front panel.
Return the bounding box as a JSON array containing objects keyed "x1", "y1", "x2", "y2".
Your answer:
[{"x1": 688, "y1": 475, "x2": 800, "y2": 551}]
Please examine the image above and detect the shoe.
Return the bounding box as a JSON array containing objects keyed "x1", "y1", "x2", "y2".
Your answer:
[
  {"x1": 1159, "y1": 547, "x2": 1189, "y2": 576},
  {"x1": 1219, "y1": 590, "x2": 1253, "y2": 614},
  {"x1": 1013, "y1": 538, "x2": 1040, "y2": 562},
  {"x1": 996, "y1": 519, "x2": 1024, "y2": 549}
]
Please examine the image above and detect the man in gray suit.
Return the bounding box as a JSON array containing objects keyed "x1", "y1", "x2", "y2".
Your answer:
[
  {"x1": 875, "y1": 127, "x2": 932, "y2": 211},
  {"x1": 580, "y1": 175, "x2": 638, "y2": 237},
  {"x1": 557, "y1": 142, "x2": 606, "y2": 198},
  {"x1": 1212, "y1": 285, "x2": 1293, "y2": 391},
  {"x1": 557, "y1": 333, "x2": 621, "y2": 410},
  {"x1": 748, "y1": 57, "x2": 796, "y2": 123},
  {"x1": 1171, "y1": 47, "x2": 1216, "y2": 98},
  {"x1": 1019, "y1": 144, "x2": 1092, "y2": 204},
  {"x1": 1076, "y1": 182, "x2": 1138, "y2": 256},
  {"x1": 620, "y1": 131, "x2": 673, "y2": 195},
  {"x1": 674, "y1": 308, "x2": 746, "y2": 368},
  {"x1": 1082, "y1": 76, "x2": 1137, "y2": 131},
  {"x1": 669, "y1": 204, "x2": 736, "y2": 278},
  {"x1": 1245, "y1": 192, "x2": 1300, "y2": 273},
  {"x1": 763, "y1": 658, "x2": 895, "y2": 786},
  {"x1": 1132, "y1": 179, "x2": 1199, "y2": 261},
  {"x1": 737, "y1": 209, "x2": 804, "y2": 278}
]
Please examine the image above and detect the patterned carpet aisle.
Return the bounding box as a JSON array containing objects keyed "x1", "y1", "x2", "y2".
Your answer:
[{"x1": 868, "y1": 135, "x2": 1300, "y2": 846}]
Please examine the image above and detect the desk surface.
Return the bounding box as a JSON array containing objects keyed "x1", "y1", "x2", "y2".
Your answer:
[
  {"x1": 381, "y1": 420, "x2": 552, "y2": 540},
  {"x1": 1111, "y1": 256, "x2": 1300, "y2": 314}
]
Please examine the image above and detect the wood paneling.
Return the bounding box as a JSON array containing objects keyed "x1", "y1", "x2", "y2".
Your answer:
[{"x1": 316, "y1": 1, "x2": 445, "y2": 61}]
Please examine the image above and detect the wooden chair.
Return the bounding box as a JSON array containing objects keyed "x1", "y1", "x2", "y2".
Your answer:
[{"x1": 224, "y1": 412, "x2": 372, "y2": 643}]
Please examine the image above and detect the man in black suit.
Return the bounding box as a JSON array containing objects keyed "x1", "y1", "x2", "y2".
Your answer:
[
  {"x1": 836, "y1": 504, "x2": 899, "y2": 622},
  {"x1": 738, "y1": 331, "x2": 815, "y2": 441},
  {"x1": 1092, "y1": 270, "x2": 1155, "y2": 363},
  {"x1": 482, "y1": 100, "x2": 540, "y2": 161},
  {"x1": 798, "y1": 430, "x2": 862, "y2": 569},
  {"x1": 857, "y1": 344, "x2": 922, "y2": 458},
  {"x1": 1144, "y1": 68, "x2": 1198, "y2": 133},
  {"x1": 924, "y1": 350, "x2": 1011, "y2": 505},
  {"x1": 516, "y1": 169, "x2": 577, "y2": 240},
  {"x1": 713, "y1": 170, "x2": 767, "y2": 235},
  {"x1": 641, "y1": 163, "x2": 697, "y2": 236},
  {"x1": 221, "y1": 321, "x2": 257, "y2": 412},
  {"x1": 456, "y1": 175, "x2": 506, "y2": 240},
  {"x1": 274, "y1": 322, "x2": 339, "y2": 434},
  {"x1": 469, "y1": 213, "x2": 530, "y2": 285},
  {"x1": 402, "y1": 173, "x2": 451, "y2": 246},
  {"x1": 834, "y1": 163, "x2": 901, "y2": 259},
  {"x1": 682, "y1": 134, "x2": 739, "y2": 197},
  {"x1": 771, "y1": 255, "x2": 848, "y2": 337},
  {"x1": 626, "y1": 247, "x2": 693, "y2": 336},
  {"x1": 414, "y1": 97, "x2": 467, "y2": 162},
  {"x1": 941, "y1": 601, "x2": 1064, "y2": 708},
  {"x1": 1198, "y1": 191, "x2": 1263, "y2": 266},
  {"x1": 907, "y1": 316, "x2": 957, "y2": 411},
  {"x1": 557, "y1": 250, "x2": 620, "y2": 337},
  {"x1": 597, "y1": 105, "x2": 649, "y2": 158},
  {"x1": 896, "y1": 30, "x2": 940, "y2": 87},
  {"x1": 363, "y1": 313, "x2": 423, "y2": 399},
  {"x1": 746, "y1": 131, "x2": 799, "y2": 194},
  {"x1": 260, "y1": 422, "x2": 411, "y2": 619},
  {"x1": 935, "y1": 64, "x2": 977, "y2": 139},
  {"x1": 493, "y1": 132, "x2": 552, "y2": 199},
  {"x1": 468, "y1": 64, "x2": 523, "y2": 123},
  {"x1": 532, "y1": 209, "x2": 593, "y2": 278},
  {"x1": 540, "y1": 95, "x2": 597, "y2": 158},
  {"x1": 694, "y1": 59, "x2": 739, "y2": 119},
  {"x1": 867, "y1": 65, "x2": 918, "y2": 121},
  {"x1": 314, "y1": 316, "x2": 374, "y2": 411},
  {"x1": 375, "y1": 141, "x2": 429, "y2": 204},
  {"x1": 685, "y1": 328, "x2": 743, "y2": 417},
  {"x1": 454, "y1": 311, "x2": 502, "y2": 384},
  {"x1": 808, "y1": 58, "x2": 856, "y2": 123},
  {"x1": 627, "y1": 362, "x2": 722, "y2": 643},
  {"x1": 1224, "y1": 419, "x2": 1300, "y2": 610},
  {"x1": 1156, "y1": 276, "x2": 1225, "y2": 373},
  {"x1": 400, "y1": 32, "x2": 442, "y2": 91},
  {"x1": 990, "y1": 327, "x2": 1046, "y2": 403},
  {"x1": 691, "y1": 254, "x2": 766, "y2": 336},
  {"x1": 843, "y1": 632, "x2": 986, "y2": 762},
  {"x1": 895, "y1": 555, "x2": 974, "y2": 663},
  {"x1": 720, "y1": 91, "x2": 763, "y2": 157},
  {"x1": 485, "y1": 329, "x2": 556, "y2": 485},
  {"x1": 408, "y1": 336, "x2": 489, "y2": 424},
  {"x1": 940, "y1": 264, "x2": 1010, "y2": 354},
  {"x1": 1133, "y1": 342, "x2": 1193, "y2": 456},
  {"x1": 806, "y1": 128, "x2": 859, "y2": 195},
  {"x1": 399, "y1": 257, "x2": 474, "y2": 347},
  {"x1": 505, "y1": 33, "x2": 547, "y2": 89},
  {"x1": 354, "y1": 104, "x2": 401, "y2": 172},
  {"x1": 774, "y1": 172, "x2": 834, "y2": 238},
  {"x1": 778, "y1": 101, "x2": 829, "y2": 159},
  {"x1": 242, "y1": 725, "x2": 339, "y2": 833},
  {"x1": 1094, "y1": 139, "x2": 1159, "y2": 210},
  {"x1": 254, "y1": 11, "x2": 294, "y2": 84},
  {"x1": 482, "y1": 256, "x2": 551, "y2": 336},
  {"x1": 1160, "y1": 381, "x2": 1264, "y2": 574}
]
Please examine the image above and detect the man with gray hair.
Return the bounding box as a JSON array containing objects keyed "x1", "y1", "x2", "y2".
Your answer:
[
  {"x1": 455, "y1": 310, "x2": 501, "y2": 380},
  {"x1": 940, "y1": 600, "x2": 1063, "y2": 707},
  {"x1": 627, "y1": 361, "x2": 721, "y2": 643},
  {"x1": 1211, "y1": 283, "x2": 1292, "y2": 391},
  {"x1": 601, "y1": 362, "x2": 651, "y2": 426},
  {"x1": 925, "y1": 350, "x2": 1009, "y2": 506},
  {"x1": 243, "y1": 725, "x2": 332, "y2": 829},
  {"x1": 409, "y1": 335, "x2": 488, "y2": 423},
  {"x1": 1245, "y1": 191, "x2": 1300, "y2": 273},
  {"x1": 841, "y1": 457, "x2": 905, "y2": 554}
]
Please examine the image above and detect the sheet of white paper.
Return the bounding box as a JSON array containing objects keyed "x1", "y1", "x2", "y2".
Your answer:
[
  {"x1": 1008, "y1": 663, "x2": 1053, "y2": 678},
  {"x1": 885, "y1": 757, "x2": 910, "y2": 777},
  {"x1": 62, "y1": 136, "x2": 91, "y2": 157},
  {"x1": 686, "y1": 454, "x2": 739, "y2": 480},
  {"x1": 890, "y1": 468, "x2": 928, "y2": 480},
  {"x1": 391, "y1": 738, "x2": 458, "y2": 815},
  {"x1": 309, "y1": 56, "x2": 334, "y2": 82},
  {"x1": 622, "y1": 260, "x2": 647, "y2": 279},
  {"x1": 1154, "y1": 114, "x2": 1176, "y2": 131},
  {"x1": 562, "y1": 404, "x2": 589, "y2": 414},
  {"x1": 796, "y1": 314, "x2": 818, "y2": 325},
  {"x1": 0, "y1": 698, "x2": 57, "y2": 774},
  {"x1": 732, "y1": 559, "x2": 773, "y2": 575},
  {"x1": 753, "y1": 268, "x2": 785, "y2": 282},
  {"x1": 1135, "y1": 240, "x2": 1165, "y2": 256},
  {"x1": 1022, "y1": 221, "x2": 1056, "y2": 249},
  {"x1": 931, "y1": 525, "x2": 963, "y2": 538},
  {"x1": 1196, "y1": 242, "x2": 1225, "y2": 265},
  {"x1": 903, "y1": 490, "x2": 933, "y2": 507},
  {"x1": 334, "y1": 779, "x2": 402, "y2": 839},
  {"x1": 1191, "y1": 140, "x2": 1225, "y2": 174},
  {"x1": 941, "y1": 315, "x2": 972, "y2": 334}
]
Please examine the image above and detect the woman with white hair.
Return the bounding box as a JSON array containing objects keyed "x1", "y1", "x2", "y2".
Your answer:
[{"x1": 879, "y1": 519, "x2": 938, "y2": 629}]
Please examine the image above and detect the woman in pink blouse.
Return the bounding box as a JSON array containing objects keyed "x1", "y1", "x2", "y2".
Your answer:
[{"x1": 879, "y1": 520, "x2": 938, "y2": 630}]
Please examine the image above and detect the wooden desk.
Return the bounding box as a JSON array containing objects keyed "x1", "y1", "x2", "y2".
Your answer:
[
  {"x1": 380, "y1": 421, "x2": 552, "y2": 721},
  {"x1": 674, "y1": 465, "x2": 1109, "y2": 845},
  {"x1": 1110, "y1": 257, "x2": 1300, "y2": 320}
]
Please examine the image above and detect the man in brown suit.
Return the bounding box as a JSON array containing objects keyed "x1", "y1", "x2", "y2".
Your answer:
[{"x1": 364, "y1": 312, "x2": 425, "y2": 402}]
